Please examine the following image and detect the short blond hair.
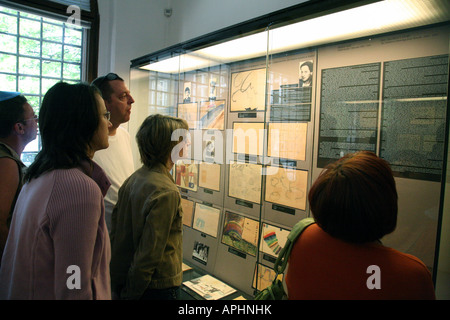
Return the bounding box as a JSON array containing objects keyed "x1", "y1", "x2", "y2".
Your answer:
[{"x1": 136, "y1": 114, "x2": 189, "y2": 167}]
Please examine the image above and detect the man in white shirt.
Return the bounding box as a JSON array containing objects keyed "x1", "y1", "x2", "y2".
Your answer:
[{"x1": 92, "y1": 73, "x2": 135, "y2": 232}]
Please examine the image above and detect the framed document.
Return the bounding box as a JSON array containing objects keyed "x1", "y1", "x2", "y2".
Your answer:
[
  {"x1": 175, "y1": 160, "x2": 199, "y2": 192},
  {"x1": 267, "y1": 122, "x2": 307, "y2": 161},
  {"x1": 252, "y1": 263, "x2": 283, "y2": 291},
  {"x1": 221, "y1": 211, "x2": 259, "y2": 256},
  {"x1": 228, "y1": 161, "x2": 262, "y2": 204},
  {"x1": 192, "y1": 203, "x2": 221, "y2": 238},
  {"x1": 199, "y1": 162, "x2": 221, "y2": 191},
  {"x1": 259, "y1": 223, "x2": 290, "y2": 257},
  {"x1": 264, "y1": 166, "x2": 308, "y2": 210},
  {"x1": 180, "y1": 197, "x2": 195, "y2": 227},
  {"x1": 230, "y1": 68, "x2": 266, "y2": 112},
  {"x1": 178, "y1": 102, "x2": 198, "y2": 128},
  {"x1": 232, "y1": 122, "x2": 265, "y2": 156},
  {"x1": 200, "y1": 100, "x2": 225, "y2": 130}
]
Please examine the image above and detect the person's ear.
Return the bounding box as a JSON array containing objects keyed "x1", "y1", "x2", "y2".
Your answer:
[{"x1": 13, "y1": 122, "x2": 25, "y2": 135}]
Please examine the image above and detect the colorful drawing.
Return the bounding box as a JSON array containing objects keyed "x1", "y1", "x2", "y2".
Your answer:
[
  {"x1": 260, "y1": 223, "x2": 290, "y2": 257},
  {"x1": 175, "y1": 160, "x2": 198, "y2": 191},
  {"x1": 200, "y1": 100, "x2": 225, "y2": 130},
  {"x1": 222, "y1": 211, "x2": 259, "y2": 256}
]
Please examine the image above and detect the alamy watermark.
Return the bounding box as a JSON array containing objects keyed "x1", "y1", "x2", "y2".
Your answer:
[
  {"x1": 170, "y1": 127, "x2": 292, "y2": 177},
  {"x1": 66, "y1": 5, "x2": 81, "y2": 27}
]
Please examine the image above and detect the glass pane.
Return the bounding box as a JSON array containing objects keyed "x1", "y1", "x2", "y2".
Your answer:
[
  {"x1": 64, "y1": 27, "x2": 82, "y2": 46},
  {"x1": 0, "y1": 74, "x2": 17, "y2": 91},
  {"x1": 23, "y1": 137, "x2": 39, "y2": 152},
  {"x1": 19, "y1": 76, "x2": 40, "y2": 95},
  {"x1": 43, "y1": 22, "x2": 63, "y2": 42},
  {"x1": 21, "y1": 152, "x2": 38, "y2": 167},
  {"x1": 19, "y1": 38, "x2": 41, "y2": 56},
  {"x1": 0, "y1": 12, "x2": 17, "y2": 34},
  {"x1": 0, "y1": 6, "x2": 17, "y2": 15},
  {"x1": 42, "y1": 78, "x2": 60, "y2": 93},
  {"x1": 19, "y1": 57, "x2": 40, "y2": 76},
  {"x1": 42, "y1": 61, "x2": 61, "y2": 77},
  {"x1": 0, "y1": 33, "x2": 17, "y2": 53},
  {"x1": 63, "y1": 63, "x2": 81, "y2": 80},
  {"x1": 42, "y1": 41, "x2": 62, "y2": 60},
  {"x1": 0, "y1": 53, "x2": 16, "y2": 73},
  {"x1": 64, "y1": 45, "x2": 81, "y2": 63},
  {"x1": 43, "y1": 17, "x2": 63, "y2": 26},
  {"x1": 19, "y1": 17, "x2": 41, "y2": 39},
  {"x1": 25, "y1": 95, "x2": 40, "y2": 113}
]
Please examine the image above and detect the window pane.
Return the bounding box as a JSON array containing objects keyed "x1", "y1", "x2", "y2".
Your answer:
[
  {"x1": 0, "y1": 7, "x2": 17, "y2": 15},
  {"x1": 0, "y1": 12, "x2": 17, "y2": 34},
  {"x1": 19, "y1": 18, "x2": 41, "y2": 39},
  {"x1": 63, "y1": 63, "x2": 80, "y2": 80},
  {"x1": 19, "y1": 57, "x2": 40, "y2": 75},
  {"x1": 64, "y1": 45, "x2": 81, "y2": 63},
  {"x1": 42, "y1": 41, "x2": 62, "y2": 60},
  {"x1": 23, "y1": 137, "x2": 39, "y2": 152},
  {"x1": 42, "y1": 61, "x2": 61, "y2": 77},
  {"x1": 42, "y1": 78, "x2": 60, "y2": 93},
  {"x1": 19, "y1": 76, "x2": 40, "y2": 94},
  {"x1": 0, "y1": 33, "x2": 17, "y2": 53},
  {"x1": 19, "y1": 38, "x2": 40, "y2": 56},
  {"x1": 26, "y1": 96, "x2": 40, "y2": 113},
  {"x1": 43, "y1": 22, "x2": 63, "y2": 42},
  {"x1": 0, "y1": 53, "x2": 16, "y2": 73},
  {"x1": 64, "y1": 27, "x2": 82, "y2": 46},
  {"x1": 0, "y1": 74, "x2": 16, "y2": 91}
]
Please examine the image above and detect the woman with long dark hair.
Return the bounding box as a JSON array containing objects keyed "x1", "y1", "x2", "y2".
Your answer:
[{"x1": 0, "y1": 82, "x2": 112, "y2": 299}]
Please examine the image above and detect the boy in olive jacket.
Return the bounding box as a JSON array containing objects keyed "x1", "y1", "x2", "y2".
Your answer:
[{"x1": 110, "y1": 114, "x2": 189, "y2": 300}]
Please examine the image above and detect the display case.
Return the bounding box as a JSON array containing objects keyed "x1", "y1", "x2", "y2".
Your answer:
[{"x1": 129, "y1": 0, "x2": 450, "y2": 298}]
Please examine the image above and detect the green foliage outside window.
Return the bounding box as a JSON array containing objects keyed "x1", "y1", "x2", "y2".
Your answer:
[{"x1": 0, "y1": 5, "x2": 85, "y2": 165}]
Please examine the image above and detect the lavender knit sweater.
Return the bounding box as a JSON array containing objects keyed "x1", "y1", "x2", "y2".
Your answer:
[{"x1": 0, "y1": 162, "x2": 111, "y2": 299}]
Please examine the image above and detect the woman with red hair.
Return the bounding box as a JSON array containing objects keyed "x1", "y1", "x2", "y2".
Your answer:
[{"x1": 285, "y1": 151, "x2": 435, "y2": 299}]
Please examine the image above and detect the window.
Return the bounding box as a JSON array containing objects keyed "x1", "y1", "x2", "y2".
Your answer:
[{"x1": 0, "y1": 0, "x2": 99, "y2": 165}]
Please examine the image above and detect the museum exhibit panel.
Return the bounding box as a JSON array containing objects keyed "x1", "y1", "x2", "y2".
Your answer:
[{"x1": 129, "y1": 0, "x2": 450, "y2": 298}]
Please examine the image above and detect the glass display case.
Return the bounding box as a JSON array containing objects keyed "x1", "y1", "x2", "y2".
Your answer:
[{"x1": 129, "y1": 0, "x2": 450, "y2": 297}]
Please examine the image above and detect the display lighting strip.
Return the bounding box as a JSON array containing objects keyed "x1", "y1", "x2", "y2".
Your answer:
[{"x1": 141, "y1": 0, "x2": 450, "y2": 73}]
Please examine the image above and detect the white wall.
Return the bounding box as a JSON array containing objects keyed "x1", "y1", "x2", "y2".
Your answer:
[{"x1": 97, "y1": 0, "x2": 307, "y2": 83}]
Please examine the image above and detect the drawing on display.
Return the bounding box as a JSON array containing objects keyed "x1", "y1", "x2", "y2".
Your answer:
[
  {"x1": 200, "y1": 99, "x2": 225, "y2": 130},
  {"x1": 252, "y1": 263, "x2": 283, "y2": 291},
  {"x1": 178, "y1": 102, "x2": 198, "y2": 128},
  {"x1": 232, "y1": 122, "x2": 265, "y2": 156},
  {"x1": 228, "y1": 161, "x2": 262, "y2": 204},
  {"x1": 193, "y1": 203, "x2": 220, "y2": 238},
  {"x1": 265, "y1": 166, "x2": 308, "y2": 210},
  {"x1": 267, "y1": 122, "x2": 307, "y2": 161},
  {"x1": 199, "y1": 162, "x2": 221, "y2": 191},
  {"x1": 222, "y1": 211, "x2": 259, "y2": 256},
  {"x1": 183, "y1": 274, "x2": 236, "y2": 300},
  {"x1": 230, "y1": 68, "x2": 266, "y2": 112},
  {"x1": 260, "y1": 223, "x2": 290, "y2": 257},
  {"x1": 180, "y1": 197, "x2": 194, "y2": 227},
  {"x1": 175, "y1": 160, "x2": 198, "y2": 191}
]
